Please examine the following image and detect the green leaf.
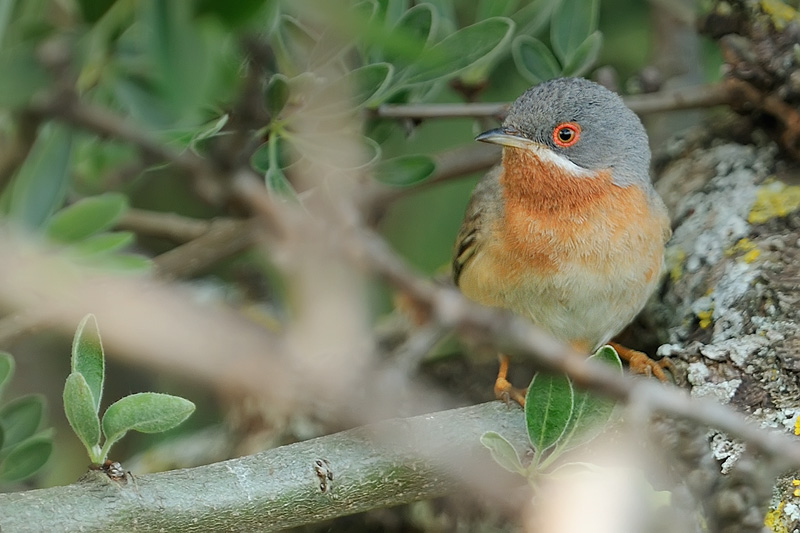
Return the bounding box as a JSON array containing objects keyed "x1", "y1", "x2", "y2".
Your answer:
[
  {"x1": 512, "y1": 36, "x2": 561, "y2": 84},
  {"x1": 405, "y1": 17, "x2": 514, "y2": 84},
  {"x1": 377, "y1": 0, "x2": 408, "y2": 27},
  {"x1": 71, "y1": 314, "x2": 105, "y2": 413},
  {"x1": 477, "y1": 0, "x2": 519, "y2": 19},
  {"x1": 353, "y1": 63, "x2": 395, "y2": 107},
  {"x1": 87, "y1": 253, "x2": 152, "y2": 273},
  {"x1": 63, "y1": 373, "x2": 101, "y2": 454},
  {"x1": 376, "y1": 155, "x2": 436, "y2": 187},
  {"x1": 480, "y1": 431, "x2": 525, "y2": 474},
  {"x1": 0, "y1": 424, "x2": 4, "y2": 452},
  {"x1": 72, "y1": 232, "x2": 135, "y2": 257},
  {"x1": 265, "y1": 165, "x2": 299, "y2": 203},
  {"x1": 385, "y1": 3, "x2": 436, "y2": 63},
  {"x1": 0, "y1": 352, "x2": 14, "y2": 399},
  {"x1": 4, "y1": 124, "x2": 73, "y2": 230},
  {"x1": 265, "y1": 74, "x2": 290, "y2": 117},
  {"x1": 550, "y1": 0, "x2": 599, "y2": 64},
  {"x1": 194, "y1": 0, "x2": 271, "y2": 28},
  {"x1": 102, "y1": 393, "x2": 195, "y2": 449},
  {"x1": 525, "y1": 372, "x2": 574, "y2": 453},
  {"x1": 0, "y1": 433, "x2": 52, "y2": 482},
  {"x1": 0, "y1": 44, "x2": 50, "y2": 108},
  {"x1": 514, "y1": 0, "x2": 559, "y2": 36},
  {"x1": 0, "y1": 395, "x2": 44, "y2": 450},
  {"x1": 44, "y1": 193, "x2": 129, "y2": 244},
  {"x1": 558, "y1": 345, "x2": 622, "y2": 450},
  {"x1": 561, "y1": 31, "x2": 603, "y2": 77},
  {"x1": 76, "y1": 0, "x2": 117, "y2": 23}
]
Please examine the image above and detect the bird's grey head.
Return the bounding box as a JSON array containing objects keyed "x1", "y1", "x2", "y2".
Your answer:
[{"x1": 485, "y1": 77, "x2": 652, "y2": 188}]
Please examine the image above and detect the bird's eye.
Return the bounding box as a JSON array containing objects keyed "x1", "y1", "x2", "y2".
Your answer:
[{"x1": 553, "y1": 122, "x2": 581, "y2": 147}]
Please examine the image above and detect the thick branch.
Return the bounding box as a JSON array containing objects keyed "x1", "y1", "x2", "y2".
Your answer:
[{"x1": 0, "y1": 402, "x2": 527, "y2": 533}]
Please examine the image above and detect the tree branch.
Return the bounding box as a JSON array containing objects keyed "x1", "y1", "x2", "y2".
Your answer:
[
  {"x1": 0, "y1": 402, "x2": 527, "y2": 533},
  {"x1": 373, "y1": 83, "x2": 734, "y2": 120}
]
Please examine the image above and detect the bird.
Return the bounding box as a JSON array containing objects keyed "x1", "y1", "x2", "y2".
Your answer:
[{"x1": 452, "y1": 77, "x2": 673, "y2": 406}]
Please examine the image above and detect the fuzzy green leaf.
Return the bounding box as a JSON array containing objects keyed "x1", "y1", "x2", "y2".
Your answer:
[
  {"x1": 558, "y1": 345, "x2": 622, "y2": 450},
  {"x1": 525, "y1": 372, "x2": 574, "y2": 452},
  {"x1": 71, "y1": 314, "x2": 105, "y2": 413},
  {"x1": 512, "y1": 36, "x2": 561, "y2": 84},
  {"x1": 102, "y1": 393, "x2": 195, "y2": 448},
  {"x1": 514, "y1": 0, "x2": 559, "y2": 37},
  {"x1": 561, "y1": 31, "x2": 603, "y2": 77},
  {"x1": 76, "y1": 0, "x2": 117, "y2": 23},
  {"x1": 63, "y1": 373, "x2": 101, "y2": 453},
  {"x1": 45, "y1": 193, "x2": 128, "y2": 244},
  {"x1": 480, "y1": 431, "x2": 525, "y2": 474},
  {"x1": 0, "y1": 352, "x2": 13, "y2": 398},
  {"x1": 376, "y1": 155, "x2": 436, "y2": 187},
  {"x1": 0, "y1": 433, "x2": 53, "y2": 482},
  {"x1": 4, "y1": 124, "x2": 73, "y2": 230},
  {"x1": 550, "y1": 0, "x2": 599, "y2": 64},
  {"x1": 72, "y1": 232, "x2": 135, "y2": 257},
  {"x1": 0, "y1": 395, "x2": 44, "y2": 450},
  {"x1": 405, "y1": 17, "x2": 514, "y2": 84},
  {"x1": 382, "y1": 3, "x2": 436, "y2": 66},
  {"x1": 0, "y1": 44, "x2": 50, "y2": 108},
  {"x1": 265, "y1": 74, "x2": 290, "y2": 117}
]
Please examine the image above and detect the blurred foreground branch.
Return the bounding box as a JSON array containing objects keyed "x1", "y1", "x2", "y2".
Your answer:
[{"x1": 0, "y1": 402, "x2": 527, "y2": 533}]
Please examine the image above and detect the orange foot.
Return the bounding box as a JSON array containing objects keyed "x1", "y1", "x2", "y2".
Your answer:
[
  {"x1": 608, "y1": 342, "x2": 673, "y2": 382},
  {"x1": 494, "y1": 353, "x2": 527, "y2": 407}
]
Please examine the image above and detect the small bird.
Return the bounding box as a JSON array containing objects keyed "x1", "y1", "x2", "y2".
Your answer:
[{"x1": 453, "y1": 77, "x2": 672, "y2": 405}]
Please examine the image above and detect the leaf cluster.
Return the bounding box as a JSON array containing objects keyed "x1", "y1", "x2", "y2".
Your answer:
[
  {"x1": 63, "y1": 314, "x2": 196, "y2": 466},
  {"x1": 481, "y1": 345, "x2": 622, "y2": 482},
  {"x1": 0, "y1": 352, "x2": 54, "y2": 484}
]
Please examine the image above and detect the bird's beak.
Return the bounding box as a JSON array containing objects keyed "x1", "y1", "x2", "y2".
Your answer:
[{"x1": 475, "y1": 127, "x2": 533, "y2": 149}]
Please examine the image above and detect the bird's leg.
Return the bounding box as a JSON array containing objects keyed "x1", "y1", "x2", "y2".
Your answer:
[
  {"x1": 608, "y1": 342, "x2": 673, "y2": 382},
  {"x1": 494, "y1": 353, "x2": 527, "y2": 406}
]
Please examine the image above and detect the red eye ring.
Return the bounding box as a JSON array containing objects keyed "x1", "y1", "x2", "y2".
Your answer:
[{"x1": 553, "y1": 122, "x2": 581, "y2": 147}]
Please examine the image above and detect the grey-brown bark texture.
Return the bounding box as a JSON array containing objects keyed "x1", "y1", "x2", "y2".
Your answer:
[{"x1": 646, "y1": 130, "x2": 800, "y2": 531}]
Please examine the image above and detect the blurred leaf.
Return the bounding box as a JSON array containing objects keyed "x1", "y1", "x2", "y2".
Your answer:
[
  {"x1": 405, "y1": 17, "x2": 514, "y2": 85},
  {"x1": 265, "y1": 165, "x2": 299, "y2": 203},
  {"x1": 4, "y1": 124, "x2": 73, "y2": 230},
  {"x1": 76, "y1": 0, "x2": 117, "y2": 23},
  {"x1": 376, "y1": 155, "x2": 435, "y2": 187},
  {"x1": 63, "y1": 373, "x2": 101, "y2": 454},
  {"x1": 72, "y1": 232, "x2": 135, "y2": 256},
  {"x1": 353, "y1": 63, "x2": 394, "y2": 107},
  {"x1": 561, "y1": 30, "x2": 603, "y2": 77},
  {"x1": 512, "y1": 35, "x2": 561, "y2": 84},
  {"x1": 558, "y1": 345, "x2": 622, "y2": 451},
  {"x1": 0, "y1": 433, "x2": 52, "y2": 482},
  {"x1": 0, "y1": 395, "x2": 44, "y2": 450},
  {"x1": 101, "y1": 393, "x2": 195, "y2": 449},
  {"x1": 480, "y1": 431, "x2": 525, "y2": 474},
  {"x1": 0, "y1": 424, "x2": 4, "y2": 452},
  {"x1": 265, "y1": 74, "x2": 290, "y2": 117},
  {"x1": 148, "y1": 0, "x2": 211, "y2": 123},
  {"x1": 44, "y1": 193, "x2": 128, "y2": 244},
  {"x1": 424, "y1": 0, "x2": 457, "y2": 36},
  {"x1": 525, "y1": 372, "x2": 574, "y2": 453},
  {"x1": 384, "y1": 3, "x2": 436, "y2": 65},
  {"x1": 71, "y1": 314, "x2": 105, "y2": 413},
  {"x1": 194, "y1": 0, "x2": 272, "y2": 28},
  {"x1": 0, "y1": 352, "x2": 13, "y2": 399},
  {"x1": 550, "y1": 0, "x2": 599, "y2": 64},
  {"x1": 273, "y1": 15, "x2": 318, "y2": 74},
  {"x1": 377, "y1": 0, "x2": 408, "y2": 27},
  {"x1": 477, "y1": 0, "x2": 519, "y2": 19},
  {"x1": 88, "y1": 253, "x2": 152, "y2": 273},
  {"x1": 112, "y1": 75, "x2": 176, "y2": 130},
  {"x1": 514, "y1": 0, "x2": 558, "y2": 37},
  {"x1": 0, "y1": 44, "x2": 50, "y2": 108}
]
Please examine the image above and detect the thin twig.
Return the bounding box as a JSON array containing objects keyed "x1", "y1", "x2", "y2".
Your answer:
[{"x1": 374, "y1": 83, "x2": 734, "y2": 121}]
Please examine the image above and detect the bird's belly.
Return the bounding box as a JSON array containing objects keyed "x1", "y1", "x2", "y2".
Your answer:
[{"x1": 458, "y1": 210, "x2": 664, "y2": 351}]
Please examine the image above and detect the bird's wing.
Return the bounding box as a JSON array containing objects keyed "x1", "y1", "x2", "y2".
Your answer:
[{"x1": 453, "y1": 165, "x2": 503, "y2": 286}]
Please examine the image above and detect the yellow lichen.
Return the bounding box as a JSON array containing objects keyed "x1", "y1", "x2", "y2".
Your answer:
[
  {"x1": 697, "y1": 309, "x2": 714, "y2": 329},
  {"x1": 743, "y1": 248, "x2": 761, "y2": 263},
  {"x1": 792, "y1": 479, "x2": 800, "y2": 486},
  {"x1": 760, "y1": 0, "x2": 799, "y2": 29},
  {"x1": 765, "y1": 501, "x2": 789, "y2": 533},
  {"x1": 749, "y1": 181, "x2": 800, "y2": 224},
  {"x1": 666, "y1": 248, "x2": 686, "y2": 283},
  {"x1": 795, "y1": 416, "x2": 800, "y2": 436}
]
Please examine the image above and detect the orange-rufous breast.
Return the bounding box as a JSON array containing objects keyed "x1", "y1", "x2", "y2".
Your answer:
[{"x1": 457, "y1": 148, "x2": 669, "y2": 351}]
